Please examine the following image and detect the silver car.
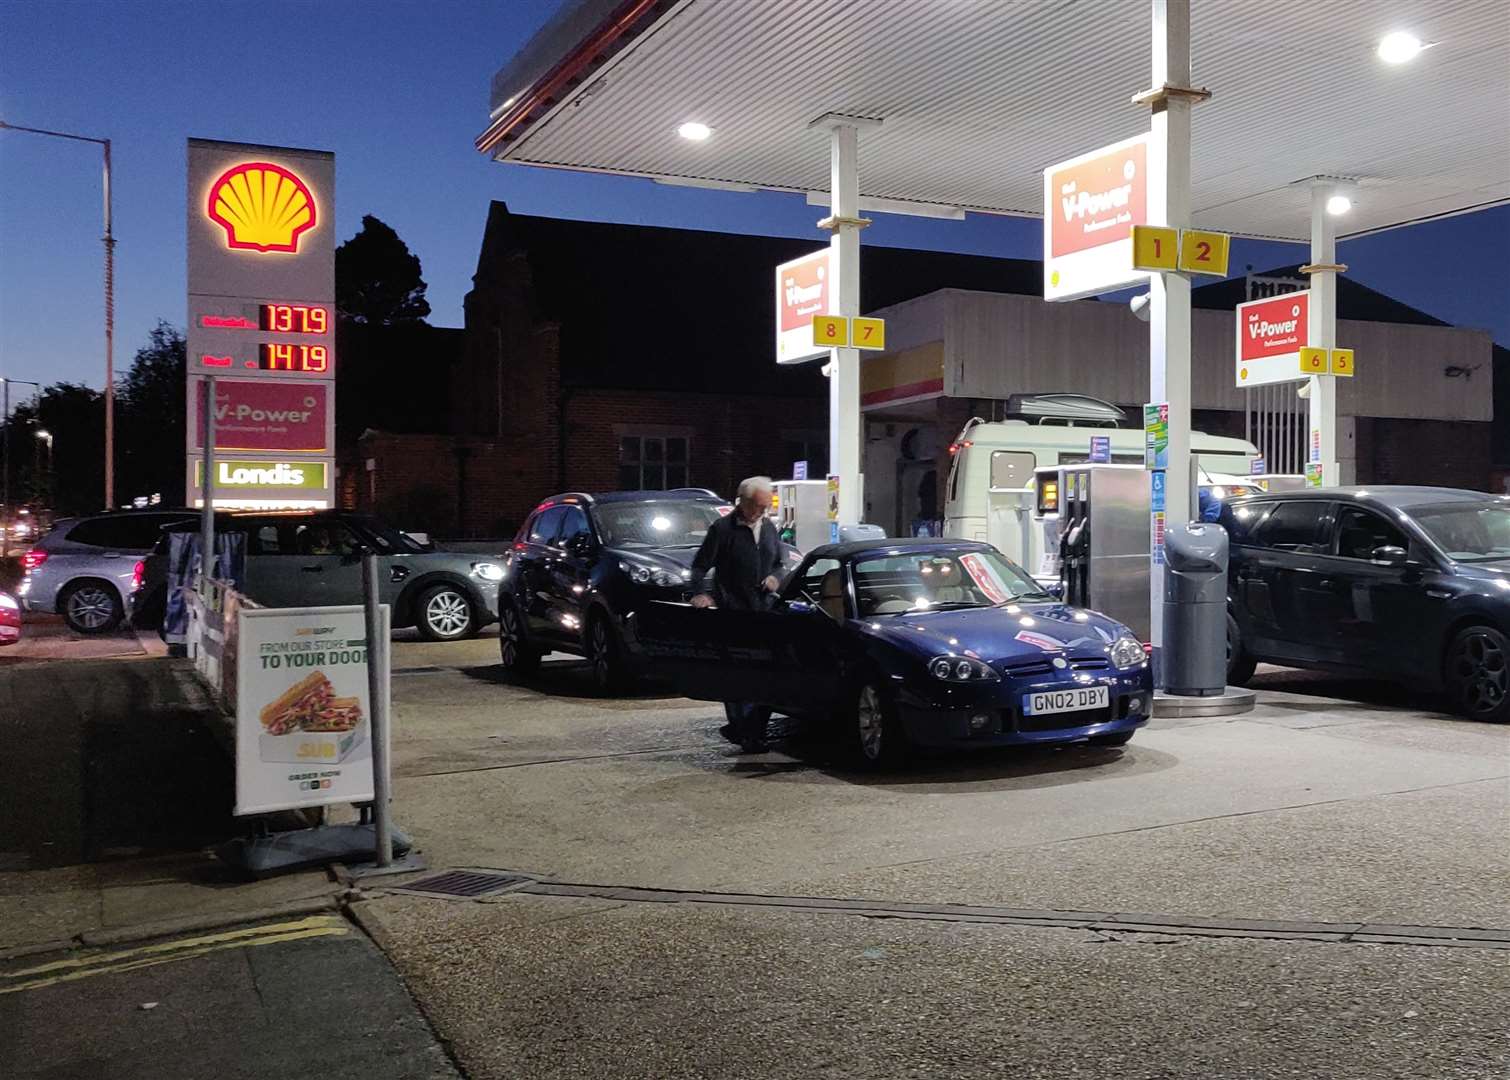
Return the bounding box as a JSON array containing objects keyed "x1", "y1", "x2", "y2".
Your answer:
[{"x1": 19, "y1": 511, "x2": 194, "y2": 633}]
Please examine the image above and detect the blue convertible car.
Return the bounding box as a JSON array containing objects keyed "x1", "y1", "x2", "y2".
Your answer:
[{"x1": 632, "y1": 538, "x2": 1152, "y2": 767}]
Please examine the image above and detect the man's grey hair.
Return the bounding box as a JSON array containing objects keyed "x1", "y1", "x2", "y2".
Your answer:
[{"x1": 737, "y1": 476, "x2": 775, "y2": 500}]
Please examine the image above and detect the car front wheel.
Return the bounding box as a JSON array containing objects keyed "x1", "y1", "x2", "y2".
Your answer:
[
  {"x1": 61, "y1": 580, "x2": 123, "y2": 634},
  {"x1": 1445, "y1": 625, "x2": 1510, "y2": 723},
  {"x1": 415, "y1": 584, "x2": 476, "y2": 641},
  {"x1": 497, "y1": 604, "x2": 539, "y2": 678},
  {"x1": 1226, "y1": 613, "x2": 1257, "y2": 686},
  {"x1": 850, "y1": 682, "x2": 907, "y2": 769},
  {"x1": 587, "y1": 612, "x2": 632, "y2": 693}
]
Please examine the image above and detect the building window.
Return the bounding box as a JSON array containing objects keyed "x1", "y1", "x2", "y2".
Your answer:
[{"x1": 618, "y1": 435, "x2": 689, "y2": 490}]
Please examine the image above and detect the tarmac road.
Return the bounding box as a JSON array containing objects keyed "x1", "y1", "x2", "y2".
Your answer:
[{"x1": 359, "y1": 637, "x2": 1510, "y2": 1079}]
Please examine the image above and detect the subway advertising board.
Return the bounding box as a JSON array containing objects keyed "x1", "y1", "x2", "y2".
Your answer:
[
  {"x1": 234, "y1": 604, "x2": 388, "y2": 815},
  {"x1": 187, "y1": 138, "x2": 336, "y2": 509}
]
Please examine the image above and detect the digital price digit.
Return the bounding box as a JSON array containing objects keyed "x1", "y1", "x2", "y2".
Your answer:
[
  {"x1": 259, "y1": 304, "x2": 329, "y2": 334},
  {"x1": 260, "y1": 343, "x2": 330, "y2": 372}
]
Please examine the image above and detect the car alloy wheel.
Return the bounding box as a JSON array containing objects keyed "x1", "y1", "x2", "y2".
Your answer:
[
  {"x1": 499, "y1": 607, "x2": 523, "y2": 667},
  {"x1": 424, "y1": 589, "x2": 471, "y2": 639},
  {"x1": 856, "y1": 684, "x2": 886, "y2": 760},
  {"x1": 1448, "y1": 627, "x2": 1509, "y2": 720},
  {"x1": 66, "y1": 585, "x2": 119, "y2": 633}
]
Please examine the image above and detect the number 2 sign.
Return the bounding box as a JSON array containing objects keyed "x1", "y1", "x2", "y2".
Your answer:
[{"x1": 1177, "y1": 229, "x2": 1230, "y2": 276}]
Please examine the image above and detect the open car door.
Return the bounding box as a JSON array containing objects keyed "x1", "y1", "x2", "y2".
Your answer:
[{"x1": 633, "y1": 601, "x2": 842, "y2": 710}]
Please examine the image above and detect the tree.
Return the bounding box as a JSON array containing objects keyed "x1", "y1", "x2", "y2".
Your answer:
[
  {"x1": 8, "y1": 384, "x2": 104, "y2": 516},
  {"x1": 115, "y1": 321, "x2": 186, "y2": 505},
  {"x1": 335, "y1": 215, "x2": 431, "y2": 324}
]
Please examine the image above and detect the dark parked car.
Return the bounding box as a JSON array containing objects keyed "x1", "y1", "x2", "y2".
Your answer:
[
  {"x1": 496, "y1": 491, "x2": 802, "y2": 691},
  {"x1": 20, "y1": 509, "x2": 196, "y2": 633},
  {"x1": 135, "y1": 511, "x2": 503, "y2": 641},
  {"x1": 1222, "y1": 486, "x2": 1510, "y2": 721},
  {"x1": 634, "y1": 538, "x2": 1153, "y2": 767}
]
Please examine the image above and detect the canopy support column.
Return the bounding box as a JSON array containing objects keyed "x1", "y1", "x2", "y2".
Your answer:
[
  {"x1": 1145, "y1": 0, "x2": 1195, "y2": 672},
  {"x1": 815, "y1": 115, "x2": 875, "y2": 528},
  {"x1": 1305, "y1": 181, "x2": 1342, "y2": 486}
]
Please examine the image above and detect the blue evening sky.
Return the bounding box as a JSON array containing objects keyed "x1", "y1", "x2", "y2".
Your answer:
[{"x1": 2, "y1": 0, "x2": 1506, "y2": 398}]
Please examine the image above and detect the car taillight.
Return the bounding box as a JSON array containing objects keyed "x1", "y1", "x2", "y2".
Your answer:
[
  {"x1": 20, "y1": 549, "x2": 47, "y2": 572},
  {"x1": 132, "y1": 561, "x2": 145, "y2": 590}
]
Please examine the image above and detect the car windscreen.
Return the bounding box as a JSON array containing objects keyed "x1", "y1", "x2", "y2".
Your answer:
[
  {"x1": 592, "y1": 501, "x2": 725, "y2": 548},
  {"x1": 851, "y1": 548, "x2": 1049, "y2": 616},
  {"x1": 1409, "y1": 501, "x2": 1510, "y2": 562}
]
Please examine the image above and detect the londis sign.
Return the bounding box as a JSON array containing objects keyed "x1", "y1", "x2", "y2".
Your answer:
[
  {"x1": 195, "y1": 460, "x2": 329, "y2": 489},
  {"x1": 1043, "y1": 134, "x2": 1150, "y2": 302},
  {"x1": 1234, "y1": 291, "x2": 1311, "y2": 387}
]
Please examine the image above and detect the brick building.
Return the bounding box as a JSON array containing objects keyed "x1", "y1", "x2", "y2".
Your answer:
[{"x1": 352, "y1": 204, "x2": 1503, "y2": 536}]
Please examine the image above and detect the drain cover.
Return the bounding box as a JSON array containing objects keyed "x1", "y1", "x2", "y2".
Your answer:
[{"x1": 392, "y1": 869, "x2": 534, "y2": 899}]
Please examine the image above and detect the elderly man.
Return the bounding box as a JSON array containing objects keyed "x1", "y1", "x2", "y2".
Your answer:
[{"x1": 690, "y1": 476, "x2": 782, "y2": 750}]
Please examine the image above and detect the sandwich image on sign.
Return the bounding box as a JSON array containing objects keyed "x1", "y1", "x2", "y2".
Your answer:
[{"x1": 258, "y1": 671, "x2": 366, "y2": 764}]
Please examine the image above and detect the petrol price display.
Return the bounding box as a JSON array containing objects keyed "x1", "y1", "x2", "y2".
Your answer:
[
  {"x1": 260, "y1": 343, "x2": 329, "y2": 373},
  {"x1": 260, "y1": 303, "x2": 328, "y2": 334}
]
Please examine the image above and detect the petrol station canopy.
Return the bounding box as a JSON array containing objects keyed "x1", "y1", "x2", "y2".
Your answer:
[{"x1": 479, "y1": 0, "x2": 1510, "y2": 242}]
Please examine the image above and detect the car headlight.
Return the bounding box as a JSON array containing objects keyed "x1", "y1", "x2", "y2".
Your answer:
[
  {"x1": 1109, "y1": 633, "x2": 1148, "y2": 669},
  {"x1": 0, "y1": 594, "x2": 17, "y2": 611},
  {"x1": 619, "y1": 561, "x2": 682, "y2": 588},
  {"x1": 927, "y1": 655, "x2": 999, "y2": 683},
  {"x1": 471, "y1": 562, "x2": 505, "y2": 582}
]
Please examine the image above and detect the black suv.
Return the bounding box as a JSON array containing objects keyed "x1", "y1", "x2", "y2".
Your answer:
[
  {"x1": 497, "y1": 491, "x2": 801, "y2": 690},
  {"x1": 1221, "y1": 486, "x2": 1510, "y2": 721}
]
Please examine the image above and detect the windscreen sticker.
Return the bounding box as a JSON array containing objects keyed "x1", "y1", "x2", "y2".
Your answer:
[
  {"x1": 1015, "y1": 629, "x2": 1069, "y2": 651},
  {"x1": 959, "y1": 553, "x2": 1012, "y2": 605}
]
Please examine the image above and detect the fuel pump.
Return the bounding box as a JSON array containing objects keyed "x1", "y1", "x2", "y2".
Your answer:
[{"x1": 1047, "y1": 464, "x2": 1152, "y2": 641}]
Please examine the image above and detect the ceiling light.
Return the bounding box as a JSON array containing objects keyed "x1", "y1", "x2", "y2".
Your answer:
[
  {"x1": 1326, "y1": 194, "x2": 1352, "y2": 215},
  {"x1": 677, "y1": 121, "x2": 712, "y2": 142},
  {"x1": 1376, "y1": 32, "x2": 1424, "y2": 64}
]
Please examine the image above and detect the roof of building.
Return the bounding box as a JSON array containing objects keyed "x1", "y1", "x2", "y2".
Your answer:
[
  {"x1": 473, "y1": 202, "x2": 1038, "y2": 395},
  {"x1": 472, "y1": 202, "x2": 1488, "y2": 399}
]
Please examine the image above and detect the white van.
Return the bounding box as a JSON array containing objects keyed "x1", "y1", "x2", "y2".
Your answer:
[{"x1": 943, "y1": 419, "x2": 1259, "y2": 569}]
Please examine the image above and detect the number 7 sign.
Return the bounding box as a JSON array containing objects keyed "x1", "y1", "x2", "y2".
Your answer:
[{"x1": 851, "y1": 317, "x2": 886, "y2": 350}]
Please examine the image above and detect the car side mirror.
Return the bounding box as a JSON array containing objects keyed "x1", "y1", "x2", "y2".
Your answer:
[
  {"x1": 568, "y1": 534, "x2": 597, "y2": 557},
  {"x1": 1046, "y1": 581, "x2": 1065, "y2": 600},
  {"x1": 1370, "y1": 545, "x2": 1408, "y2": 567}
]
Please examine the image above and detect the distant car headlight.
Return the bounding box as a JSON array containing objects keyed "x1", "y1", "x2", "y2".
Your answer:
[
  {"x1": 927, "y1": 655, "x2": 999, "y2": 683},
  {"x1": 1110, "y1": 633, "x2": 1148, "y2": 669},
  {"x1": 471, "y1": 562, "x2": 505, "y2": 582}
]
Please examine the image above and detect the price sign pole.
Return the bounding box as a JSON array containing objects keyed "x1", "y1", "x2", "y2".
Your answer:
[{"x1": 362, "y1": 553, "x2": 392, "y2": 868}]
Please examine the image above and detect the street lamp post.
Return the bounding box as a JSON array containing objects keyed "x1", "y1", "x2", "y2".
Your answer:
[
  {"x1": 34, "y1": 429, "x2": 54, "y2": 504},
  {"x1": 0, "y1": 120, "x2": 115, "y2": 510},
  {"x1": 0, "y1": 377, "x2": 42, "y2": 558}
]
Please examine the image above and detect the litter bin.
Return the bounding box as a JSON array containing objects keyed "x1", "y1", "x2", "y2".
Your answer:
[{"x1": 1162, "y1": 522, "x2": 1228, "y2": 696}]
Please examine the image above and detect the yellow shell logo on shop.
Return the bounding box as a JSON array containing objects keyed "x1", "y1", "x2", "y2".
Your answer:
[{"x1": 206, "y1": 162, "x2": 317, "y2": 253}]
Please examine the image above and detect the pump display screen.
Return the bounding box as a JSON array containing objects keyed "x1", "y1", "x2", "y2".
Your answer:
[{"x1": 1036, "y1": 478, "x2": 1060, "y2": 515}]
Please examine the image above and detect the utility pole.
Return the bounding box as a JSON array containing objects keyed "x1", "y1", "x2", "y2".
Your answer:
[{"x1": 0, "y1": 121, "x2": 116, "y2": 510}]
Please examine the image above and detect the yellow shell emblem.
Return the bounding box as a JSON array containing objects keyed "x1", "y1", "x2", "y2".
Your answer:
[{"x1": 207, "y1": 162, "x2": 316, "y2": 253}]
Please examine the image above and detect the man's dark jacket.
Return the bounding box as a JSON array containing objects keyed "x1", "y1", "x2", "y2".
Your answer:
[{"x1": 691, "y1": 513, "x2": 781, "y2": 610}]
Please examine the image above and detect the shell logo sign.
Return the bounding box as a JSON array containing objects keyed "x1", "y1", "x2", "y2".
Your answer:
[{"x1": 206, "y1": 162, "x2": 317, "y2": 253}]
